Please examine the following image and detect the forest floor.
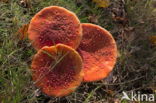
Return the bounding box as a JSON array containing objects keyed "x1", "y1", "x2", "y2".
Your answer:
[{"x1": 0, "y1": 0, "x2": 156, "y2": 103}]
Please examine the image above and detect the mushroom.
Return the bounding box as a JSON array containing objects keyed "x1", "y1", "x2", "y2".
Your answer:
[
  {"x1": 28, "y1": 6, "x2": 82, "y2": 50},
  {"x1": 78, "y1": 23, "x2": 117, "y2": 82},
  {"x1": 31, "y1": 44, "x2": 83, "y2": 97}
]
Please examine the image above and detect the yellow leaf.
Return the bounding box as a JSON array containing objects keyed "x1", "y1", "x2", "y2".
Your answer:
[
  {"x1": 149, "y1": 35, "x2": 156, "y2": 45},
  {"x1": 92, "y1": 0, "x2": 110, "y2": 8},
  {"x1": 17, "y1": 24, "x2": 29, "y2": 40}
]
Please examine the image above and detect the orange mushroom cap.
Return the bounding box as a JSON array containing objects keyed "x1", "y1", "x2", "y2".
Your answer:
[
  {"x1": 78, "y1": 23, "x2": 117, "y2": 82},
  {"x1": 28, "y1": 6, "x2": 82, "y2": 50},
  {"x1": 31, "y1": 44, "x2": 83, "y2": 97}
]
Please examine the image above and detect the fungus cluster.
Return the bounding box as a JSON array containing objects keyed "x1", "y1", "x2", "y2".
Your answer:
[{"x1": 27, "y1": 6, "x2": 117, "y2": 97}]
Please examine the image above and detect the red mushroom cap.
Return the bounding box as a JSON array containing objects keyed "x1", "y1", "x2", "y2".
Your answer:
[
  {"x1": 28, "y1": 6, "x2": 82, "y2": 50},
  {"x1": 78, "y1": 23, "x2": 117, "y2": 82},
  {"x1": 31, "y1": 44, "x2": 83, "y2": 97}
]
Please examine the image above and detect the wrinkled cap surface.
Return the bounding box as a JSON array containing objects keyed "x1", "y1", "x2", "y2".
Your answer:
[
  {"x1": 28, "y1": 6, "x2": 82, "y2": 50},
  {"x1": 31, "y1": 44, "x2": 83, "y2": 97},
  {"x1": 78, "y1": 23, "x2": 117, "y2": 82}
]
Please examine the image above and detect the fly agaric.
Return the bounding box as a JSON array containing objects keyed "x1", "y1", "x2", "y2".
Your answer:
[
  {"x1": 78, "y1": 23, "x2": 117, "y2": 82},
  {"x1": 31, "y1": 44, "x2": 83, "y2": 97},
  {"x1": 28, "y1": 6, "x2": 82, "y2": 50}
]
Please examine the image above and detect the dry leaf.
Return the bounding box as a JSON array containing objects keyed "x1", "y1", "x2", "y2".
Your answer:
[
  {"x1": 149, "y1": 35, "x2": 156, "y2": 45},
  {"x1": 0, "y1": 0, "x2": 9, "y2": 3},
  {"x1": 92, "y1": 0, "x2": 110, "y2": 8},
  {"x1": 18, "y1": 24, "x2": 29, "y2": 40}
]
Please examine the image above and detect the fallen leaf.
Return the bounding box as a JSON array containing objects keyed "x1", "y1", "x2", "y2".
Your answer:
[
  {"x1": 92, "y1": 0, "x2": 110, "y2": 8},
  {"x1": 17, "y1": 24, "x2": 29, "y2": 40},
  {"x1": 0, "y1": 0, "x2": 9, "y2": 3},
  {"x1": 149, "y1": 35, "x2": 156, "y2": 45}
]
